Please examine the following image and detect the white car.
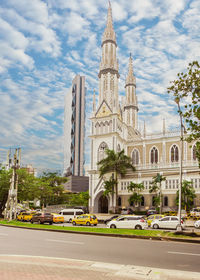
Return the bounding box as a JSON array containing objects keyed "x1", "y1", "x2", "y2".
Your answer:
[
  {"x1": 151, "y1": 216, "x2": 185, "y2": 230},
  {"x1": 194, "y1": 220, "x2": 200, "y2": 228},
  {"x1": 107, "y1": 215, "x2": 148, "y2": 230}
]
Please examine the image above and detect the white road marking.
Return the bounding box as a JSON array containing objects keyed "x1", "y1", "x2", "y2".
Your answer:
[
  {"x1": 0, "y1": 233, "x2": 8, "y2": 236},
  {"x1": 45, "y1": 239, "x2": 84, "y2": 245},
  {"x1": 168, "y1": 251, "x2": 200, "y2": 257}
]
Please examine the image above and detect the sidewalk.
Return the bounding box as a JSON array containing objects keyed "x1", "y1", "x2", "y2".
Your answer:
[{"x1": 0, "y1": 255, "x2": 199, "y2": 280}]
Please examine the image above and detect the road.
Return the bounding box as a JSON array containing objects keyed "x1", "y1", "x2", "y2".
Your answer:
[{"x1": 0, "y1": 226, "x2": 200, "y2": 273}]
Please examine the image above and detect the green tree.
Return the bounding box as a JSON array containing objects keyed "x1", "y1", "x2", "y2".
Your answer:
[
  {"x1": 98, "y1": 149, "x2": 135, "y2": 212},
  {"x1": 37, "y1": 172, "x2": 68, "y2": 207},
  {"x1": 68, "y1": 191, "x2": 90, "y2": 208},
  {"x1": 17, "y1": 169, "x2": 38, "y2": 202},
  {"x1": 176, "y1": 180, "x2": 196, "y2": 211},
  {"x1": 103, "y1": 176, "x2": 117, "y2": 197},
  {"x1": 149, "y1": 173, "x2": 166, "y2": 213},
  {"x1": 168, "y1": 61, "x2": 200, "y2": 167},
  {"x1": 0, "y1": 168, "x2": 12, "y2": 217},
  {"x1": 127, "y1": 182, "x2": 144, "y2": 208}
]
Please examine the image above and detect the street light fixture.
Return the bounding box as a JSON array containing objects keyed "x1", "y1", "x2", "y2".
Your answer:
[{"x1": 174, "y1": 97, "x2": 184, "y2": 230}]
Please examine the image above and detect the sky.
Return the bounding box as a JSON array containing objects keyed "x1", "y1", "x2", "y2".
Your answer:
[{"x1": 0, "y1": 0, "x2": 200, "y2": 174}]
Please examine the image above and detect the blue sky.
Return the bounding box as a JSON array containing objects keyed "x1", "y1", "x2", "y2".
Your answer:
[{"x1": 0, "y1": 0, "x2": 200, "y2": 173}]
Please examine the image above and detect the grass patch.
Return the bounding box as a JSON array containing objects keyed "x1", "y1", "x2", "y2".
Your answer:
[{"x1": 0, "y1": 220, "x2": 199, "y2": 240}]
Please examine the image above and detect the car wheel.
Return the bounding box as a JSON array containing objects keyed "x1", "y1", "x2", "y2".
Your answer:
[
  {"x1": 69, "y1": 219, "x2": 72, "y2": 223},
  {"x1": 86, "y1": 222, "x2": 91, "y2": 226},
  {"x1": 135, "y1": 225, "x2": 142, "y2": 230},
  {"x1": 39, "y1": 220, "x2": 43, "y2": 224},
  {"x1": 94, "y1": 224, "x2": 97, "y2": 226},
  {"x1": 153, "y1": 224, "x2": 159, "y2": 229},
  {"x1": 30, "y1": 220, "x2": 33, "y2": 224},
  {"x1": 110, "y1": 224, "x2": 116, "y2": 229},
  {"x1": 72, "y1": 221, "x2": 76, "y2": 226},
  {"x1": 49, "y1": 222, "x2": 52, "y2": 225}
]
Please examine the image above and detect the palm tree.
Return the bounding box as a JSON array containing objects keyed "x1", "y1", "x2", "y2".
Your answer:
[
  {"x1": 127, "y1": 182, "x2": 144, "y2": 208},
  {"x1": 176, "y1": 180, "x2": 196, "y2": 211},
  {"x1": 149, "y1": 173, "x2": 166, "y2": 214},
  {"x1": 98, "y1": 149, "x2": 135, "y2": 212}
]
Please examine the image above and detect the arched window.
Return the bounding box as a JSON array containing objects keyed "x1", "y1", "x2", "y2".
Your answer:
[
  {"x1": 98, "y1": 142, "x2": 108, "y2": 162},
  {"x1": 109, "y1": 120, "x2": 112, "y2": 132},
  {"x1": 141, "y1": 196, "x2": 145, "y2": 207},
  {"x1": 95, "y1": 123, "x2": 100, "y2": 134},
  {"x1": 130, "y1": 200, "x2": 134, "y2": 206},
  {"x1": 150, "y1": 147, "x2": 158, "y2": 164},
  {"x1": 117, "y1": 144, "x2": 121, "y2": 152},
  {"x1": 118, "y1": 197, "x2": 121, "y2": 207},
  {"x1": 171, "y1": 145, "x2": 179, "y2": 162},
  {"x1": 193, "y1": 145, "x2": 197, "y2": 161},
  {"x1": 132, "y1": 149, "x2": 139, "y2": 165},
  {"x1": 100, "y1": 122, "x2": 104, "y2": 134},
  {"x1": 164, "y1": 196, "x2": 168, "y2": 207},
  {"x1": 105, "y1": 121, "x2": 109, "y2": 133}
]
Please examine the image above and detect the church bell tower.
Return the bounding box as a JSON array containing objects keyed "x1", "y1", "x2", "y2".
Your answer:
[{"x1": 98, "y1": 1, "x2": 120, "y2": 113}]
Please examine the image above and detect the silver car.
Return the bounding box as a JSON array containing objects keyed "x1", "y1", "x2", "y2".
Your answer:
[
  {"x1": 151, "y1": 216, "x2": 185, "y2": 230},
  {"x1": 194, "y1": 220, "x2": 200, "y2": 228},
  {"x1": 107, "y1": 215, "x2": 148, "y2": 230}
]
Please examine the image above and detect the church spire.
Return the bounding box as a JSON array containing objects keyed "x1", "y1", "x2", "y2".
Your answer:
[
  {"x1": 93, "y1": 89, "x2": 96, "y2": 112},
  {"x1": 163, "y1": 118, "x2": 166, "y2": 135},
  {"x1": 102, "y1": 1, "x2": 116, "y2": 44},
  {"x1": 97, "y1": 1, "x2": 119, "y2": 112},
  {"x1": 124, "y1": 53, "x2": 138, "y2": 129},
  {"x1": 125, "y1": 53, "x2": 136, "y2": 87}
]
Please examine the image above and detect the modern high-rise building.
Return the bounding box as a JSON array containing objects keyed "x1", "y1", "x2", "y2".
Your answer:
[{"x1": 64, "y1": 75, "x2": 86, "y2": 177}]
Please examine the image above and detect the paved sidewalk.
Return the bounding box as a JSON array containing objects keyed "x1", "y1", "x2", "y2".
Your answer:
[{"x1": 0, "y1": 255, "x2": 199, "y2": 280}]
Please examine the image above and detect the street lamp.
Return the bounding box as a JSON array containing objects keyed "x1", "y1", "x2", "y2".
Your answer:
[{"x1": 174, "y1": 97, "x2": 184, "y2": 230}]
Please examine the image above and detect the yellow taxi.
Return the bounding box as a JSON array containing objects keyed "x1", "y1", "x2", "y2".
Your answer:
[
  {"x1": 72, "y1": 214, "x2": 98, "y2": 226},
  {"x1": 146, "y1": 214, "x2": 165, "y2": 226},
  {"x1": 51, "y1": 213, "x2": 64, "y2": 223},
  {"x1": 17, "y1": 212, "x2": 34, "y2": 222}
]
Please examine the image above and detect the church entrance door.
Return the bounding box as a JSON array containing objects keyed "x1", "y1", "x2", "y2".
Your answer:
[{"x1": 98, "y1": 195, "x2": 108, "y2": 213}]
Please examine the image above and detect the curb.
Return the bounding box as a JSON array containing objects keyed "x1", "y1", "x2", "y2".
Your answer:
[{"x1": 1, "y1": 223, "x2": 200, "y2": 244}]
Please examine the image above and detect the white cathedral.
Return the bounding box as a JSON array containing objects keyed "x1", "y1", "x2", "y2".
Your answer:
[{"x1": 88, "y1": 2, "x2": 200, "y2": 213}]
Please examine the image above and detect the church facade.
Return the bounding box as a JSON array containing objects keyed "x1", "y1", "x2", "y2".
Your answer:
[{"x1": 88, "y1": 2, "x2": 200, "y2": 213}]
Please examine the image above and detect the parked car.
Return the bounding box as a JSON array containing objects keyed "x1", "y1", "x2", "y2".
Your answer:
[
  {"x1": 72, "y1": 214, "x2": 98, "y2": 226},
  {"x1": 121, "y1": 208, "x2": 134, "y2": 215},
  {"x1": 151, "y1": 216, "x2": 185, "y2": 230},
  {"x1": 104, "y1": 215, "x2": 119, "y2": 224},
  {"x1": 194, "y1": 220, "x2": 200, "y2": 228},
  {"x1": 107, "y1": 215, "x2": 148, "y2": 230},
  {"x1": 190, "y1": 208, "x2": 200, "y2": 218},
  {"x1": 31, "y1": 213, "x2": 53, "y2": 225},
  {"x1": 146, "y1": 209, "x2": 157, "y2": 216},
  {"x1": 146, "y1": 214, "x2": 165, "y2": 226},
  {"x1": 17, "y1": 212, "x2": 35, "y2": 222},
  {"x1": 59, "y1": 208, "x2": 84, "y2": 222},
  {"x1": 51, "y1": 213, "x2": 64, "y2": 223}
]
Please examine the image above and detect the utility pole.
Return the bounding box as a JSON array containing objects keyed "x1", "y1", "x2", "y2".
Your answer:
[{"x1": 5, "y1": 148, "x2": 21, "y2": 221}]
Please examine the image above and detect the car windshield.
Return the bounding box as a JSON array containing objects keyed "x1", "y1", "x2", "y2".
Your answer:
[{"x1": 90, "y1": 215, "x2": 96, "y2": 219}]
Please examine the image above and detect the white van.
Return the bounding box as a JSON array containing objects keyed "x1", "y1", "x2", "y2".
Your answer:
[{"x1": 59, "y1": 208, "x2": 84, "y2": 222}]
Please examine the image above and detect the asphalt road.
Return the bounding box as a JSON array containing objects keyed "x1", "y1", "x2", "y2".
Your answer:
[{"x1": 0, "y1": 226, "x2": 200, "y2": 273}]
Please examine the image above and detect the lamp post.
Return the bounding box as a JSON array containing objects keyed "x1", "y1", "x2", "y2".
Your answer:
[{"x1": 174, "y1": 97, "x2": 183, "y2": 230}]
